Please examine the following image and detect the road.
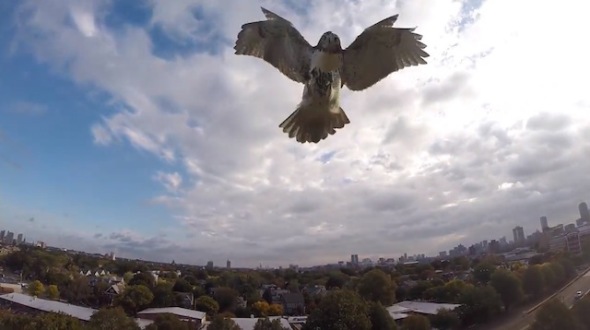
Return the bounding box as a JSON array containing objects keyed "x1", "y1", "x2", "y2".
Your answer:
[{"x1": 497, "y1": 270, "x2": 590, "y2": 330}]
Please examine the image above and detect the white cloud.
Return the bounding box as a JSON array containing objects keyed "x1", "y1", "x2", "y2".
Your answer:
[
  {"x1": 6, "y1": 0, "x2": 590, "y2": 266},
  {"x1": 154, "y1": 171, "x2": 183, "y2": 193}
]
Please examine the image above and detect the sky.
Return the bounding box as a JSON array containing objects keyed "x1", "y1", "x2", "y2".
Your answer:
[{"x1": 0, "y1": 0, "x2": 589, "y2": 268}]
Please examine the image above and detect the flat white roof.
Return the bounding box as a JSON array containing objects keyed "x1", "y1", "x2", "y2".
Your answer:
[
  {"x1": 137, "y1": 307, "x2": 206, "y2": 320},
  {"x1": 230, "y1": 318, "x2": 291, "y2": 330},
  {"x1": 201, "y1": 317, "x2": 290, "y2": 330},
  {"x1": 393, "y1": 301, "x2": 461, "y2": 315},
  {"x1": 0, "y1": 293, "x2": 96, "y2": 321}
]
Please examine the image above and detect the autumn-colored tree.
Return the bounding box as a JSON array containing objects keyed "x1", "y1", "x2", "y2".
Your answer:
[
  {"x1": 47, "y1": 284, "x2": 60, "y2": 300},
  {"x1": 27, "y1": 280, "x2": 45, "y2": 297},
  {"x1": 267, "y1": 303, "x2": 283, "y2": 316},
  {"x1": 252, "y1": 300, "x2": 271, "y2": 317}
]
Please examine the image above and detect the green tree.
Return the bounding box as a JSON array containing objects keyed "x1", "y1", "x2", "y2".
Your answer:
[
  {"x1": 195, "y1": 295, "x2": 220, "y2": 317},
  {"x1": 541, "y1": 264, "x2": 557, "y2": 289},
  {"x1": 303, "y1": 289, "x2": 371, "y2": 330},
  {"x1": 325, "y1": 272, "x2": 348, "y2": 289},
  {"x1": 531, "y1": 299, "x2": 579, "y2": 330},
  {"x1": 357, "y1": 269, "x2": 396, "y2": 306},
  {"x1": 115, "y1": 285, "x2": 154, "y2": 315},
  {"x1": 368, "y1": 301, "x2": 397, "y2": 330},
  {"x1": 172, "y1": 278, "x2": 193, "y2": 293},
  {"x1": 559, "y1": 258, "x2": 577, "y2": 279},
  {"x1": 27, "y1": 280, "x2": 45, "y2": 297},
  {"x1": 457, "y1": 285, "x2": 502, "y2": 325},
  {"x1": 62, "y1": 276, "x2": 92, "y2": 304},
  {"x1": 473, "y1": 262, "x2": 495, "y2": 284},
  {"x1": 572, "y1": 296, "x2": 590, "y2": 330},
  {"x1": 214, "y1": 287, "x2": 239, "y2": 312},
  {"x1": 401, "y1": 314, "x2": 430, "y2": 330},
  {"x1": 27, "y1": 312, "x2": 85, "y2": 330},
  {"x1": 253, "y1": 317, "x2": 291, "y2": 330},
  {"x1": 490, "y1": 269, "x2": 524, "y2": 311},
  {"x1": 47, "y1": 284, "x2": 60, "y2": 300},
  {"x1": 128, "y1": 272, "x2": 156, "y2": 288},
  {"x1": 151, "y1": 282, "x2": 176, "y2": 307},
  {"x1": 206, "y1": 316, "x2": 241, "y2": 330},
  {"x1": 522, "y1": 265, "x2": 545, "y2": 297},
  {"x1": 123, "y1": 271, "x2": 135, "y2": 283},
  {"x1": 430, "y1": 309, "x2": 460, "y2": 330},
  {"x1": 407, "y1": 281, "x2": 433, "y2": 301},
  {"x1": 87, "y1": 307, "x2": 141, "y2": 330},
  {"x1": 145, "y1": 313, "x2": 190, "y2": 330}
]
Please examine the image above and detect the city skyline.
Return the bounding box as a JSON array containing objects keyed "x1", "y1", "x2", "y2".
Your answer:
[
  {"x1": 0, "y1": 0, "x2": 589, "y2": 268},
  {"x1": 3, "y1": 200, "x2": 589, "y2": 269}
]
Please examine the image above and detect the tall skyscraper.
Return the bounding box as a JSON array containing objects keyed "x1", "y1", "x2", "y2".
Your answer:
[
  {"x1": 350, "y1": 254, "x2": 359, "y2": 265},
  {"x1": 579, "y1": 202, "x2": 590, "y2": 224},
  {"x1": 540, "y1": 216, "x2": 549, "y2": 230},
  {"x1": 226, "y1": 260, "x2": 231, "y2": 269},
  {"x1": 513, "y1": 226, "x2": 525, "y2": 243},
  {"x1": 16, "y1": 234, "x2": 23, "y2": 245}
]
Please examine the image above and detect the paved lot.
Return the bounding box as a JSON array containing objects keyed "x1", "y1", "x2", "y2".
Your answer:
[{"x1": 497, "y1": 270, "x2": 590, "y2": 330}]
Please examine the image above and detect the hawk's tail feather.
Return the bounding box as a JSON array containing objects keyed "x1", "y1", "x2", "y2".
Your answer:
[{"x1": 279, "y1": 106, "x2": 350, "y2": 144}]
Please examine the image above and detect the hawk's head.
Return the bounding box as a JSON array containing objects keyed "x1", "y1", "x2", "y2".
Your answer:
[{"x1": 317, "y1": 31, "x2": 342, "y2": 53}]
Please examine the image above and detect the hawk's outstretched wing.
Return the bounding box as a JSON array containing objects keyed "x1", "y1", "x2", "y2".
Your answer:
[
  {"x1": 341, "y1": 15, "x2": 429, "y2": 91},
  {"x1": 234, "y1": 7, "x2": 314, "y2": 84}
]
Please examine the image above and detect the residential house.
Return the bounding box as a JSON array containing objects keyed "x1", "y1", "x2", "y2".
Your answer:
[{"x1": 278, "y1": 292, "x2": 305, "y2": 316}]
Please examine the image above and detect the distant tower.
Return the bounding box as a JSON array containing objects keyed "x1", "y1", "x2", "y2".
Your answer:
[
  {"x1": 579, "y1": 202, "x2": 590, "y2": 224},
  {"x1": 226, "y1": 260, "x2": 231, "y2": 269},
  {"x1": 513, "y1": 226, "x2": 525, "y2": 243},
  {"x1": 540, "y1": 216, "x2": 549, "y2": 231}
]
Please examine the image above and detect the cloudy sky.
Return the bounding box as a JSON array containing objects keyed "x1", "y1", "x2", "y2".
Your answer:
[{"x1": 0, "y1": 0, "x2": 588, "y2": 268}]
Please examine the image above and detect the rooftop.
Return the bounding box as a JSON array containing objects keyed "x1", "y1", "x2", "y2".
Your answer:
[
  {"x1": 137, "y1": 307, "x2": 206, "y2": 320},
  {"x1": 229, "y1": 318, "x2": 291, "y2": 330},
  {"x1": 0, "y1": 292, "x2": 96, "y2": 321},
  {"x1": 393, "y1": 301, "x2": 461, "y2": 315}
]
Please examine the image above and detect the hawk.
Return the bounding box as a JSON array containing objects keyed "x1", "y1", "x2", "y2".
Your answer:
[{"x1": 234, "y1": 7, "x2": 429, "y2": 143}]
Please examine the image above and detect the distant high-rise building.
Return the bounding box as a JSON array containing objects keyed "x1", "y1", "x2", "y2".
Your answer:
[
  {"x1": 206, "y1": 261, "x2": 214, "y2": 269},
  {"x1": 226, "y1": 260, "x2": 231, "y2": 269},
  {"x1": 565, "y1": 223, "x2": 577, "y2": 233},
  {"x1": 16, "y1": 234, "x2": 23, "y2": 245},
  {"x1": 513, "y1": 226, "x2": 525, "y2": 243},
  {"x1": 0, "y1": 230, "x2": 5, "y2": 242},
  {"x1": 5, "y1": 231, "x2": 14, "y2": 245},
  {"x1": 350, "y1": 254, "x2": 359, "y2": 265},
  {"x1": 579, "y1": 202, "x2": 590, "y2": 224},
  {"x1": 540, "y1": 216, "x2": 549, "y2": 230}
]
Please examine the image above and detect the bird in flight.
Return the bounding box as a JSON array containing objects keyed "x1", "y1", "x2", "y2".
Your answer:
[{"x1": 234, "y1": 7, "x2": 429, "y2": 144}]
